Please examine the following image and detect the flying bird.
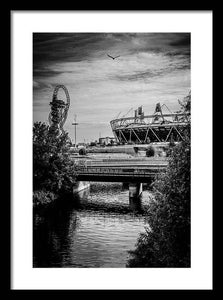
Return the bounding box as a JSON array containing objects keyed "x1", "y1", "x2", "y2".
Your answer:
[{"x1": 107, "y1": 54, "x2": 120, "y2": 60}]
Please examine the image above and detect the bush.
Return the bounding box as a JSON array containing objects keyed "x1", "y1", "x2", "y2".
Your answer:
[
  {"x1": 146, "y1": 146, "x2": 155, "y2": 157},
  {"x1": 33, "y1": 122, "x2": 77, "y2": 200},
  {"x1": 33, "y1": 190, "x2": 57, "y2": 207},
  {"x1": 127, "y1": 133, "x2": 190, "y2": 267},
  {"x1": 79, "y1": 147, "x2": 87, "y2": 155}
]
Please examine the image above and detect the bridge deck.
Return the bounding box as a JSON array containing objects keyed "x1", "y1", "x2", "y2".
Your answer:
[{"x1": 75, "y1": 158, "x2": 168, "y2": 183}]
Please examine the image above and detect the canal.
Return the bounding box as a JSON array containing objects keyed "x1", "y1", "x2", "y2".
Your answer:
[{"x1": 33, "y1": 182, "x2": 153, "y2": 268}]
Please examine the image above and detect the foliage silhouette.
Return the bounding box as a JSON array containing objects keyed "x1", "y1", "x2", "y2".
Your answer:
[
  {"x1": 146, "y1": 146, "x2": 155, "y2": 157},
  {"x1": 33, "y1": 122, "x2": 77, "y2": 205}
]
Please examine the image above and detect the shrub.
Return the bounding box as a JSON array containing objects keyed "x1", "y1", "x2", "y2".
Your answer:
[
  {"x1": 127, "y1": 130, "x2": 191, "y2": 267},
  {"x1": 33, "y1": 190, "x2": 57, "y2": 207},
  {"x1": 146, "y1": 146, "x2": 155, "y2": 157},
  {"x1": 79, "y1": 147, "x2": 87, "y2": 155},
  {"x1": 33, "y1": 122, "x2": 77, "y2": 199}
]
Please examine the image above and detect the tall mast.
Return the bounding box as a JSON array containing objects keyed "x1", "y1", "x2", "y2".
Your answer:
[{"x1": 72, "y1": 114, "x2": 79, "y2": 147}]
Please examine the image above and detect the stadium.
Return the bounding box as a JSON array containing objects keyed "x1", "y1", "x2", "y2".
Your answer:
[{"x1": 110, "y1": 101, "x2": 190, "y2": 145}]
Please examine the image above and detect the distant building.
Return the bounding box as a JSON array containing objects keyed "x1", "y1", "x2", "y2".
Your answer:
[
  {"x1": 99, "y1": 137, "x2": 116, "y2": 146},
  {"x1": 77, "y1": 142, "x2": 86, "y2": 148},
  {"x1": 89, "y1": 141, "x2": 97, "y2": 147}
]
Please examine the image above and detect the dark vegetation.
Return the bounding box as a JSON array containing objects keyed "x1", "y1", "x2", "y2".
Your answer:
[
  {"x1": 79, "y1": 147, "x2": 87, "y2": 155},
  {"x1": 146, "y1": 146, "x2": 155, "y2": 157},
  {"x1": 33, "y1": 122, "x2": 77, "y2": 207}
]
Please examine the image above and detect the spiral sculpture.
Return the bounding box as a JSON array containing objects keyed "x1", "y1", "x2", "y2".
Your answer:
[{"x1": 48, "y1": 85, "x2": 70, "y2": 136}]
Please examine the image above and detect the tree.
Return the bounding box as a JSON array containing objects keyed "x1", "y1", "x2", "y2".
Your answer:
[
  {"x1": 127, "y1": 137, "x2": 190, "y2": 267},
  {"x1": 146, "y1": 146, "x2": 155, "y2": 157},
  {"x1": 33, "y1": 122, "x2": 76, "y2": 198},
  {"x1": 79, "y1": 147, "x2": 87, "y2": 155},
  {"x1": 178, "y1": 90, "x2": 191, "y2": 114}
]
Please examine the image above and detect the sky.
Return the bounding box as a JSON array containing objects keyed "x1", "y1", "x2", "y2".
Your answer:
[{"x1": 33, "y1": 33, "x2": 190, "y2": 144}]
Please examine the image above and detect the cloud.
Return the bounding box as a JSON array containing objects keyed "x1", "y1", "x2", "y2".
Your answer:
[
  {"x1": 169, "y1": 33, "x2": 190, "y2": 47},
  {"x1": 33, "y1": 33, "x2": 190, "y2": 142},
  {"x1": 34, "y1": 66, "x2": 74, "y2": 78},
  {"x1": 33, "y1": 33, "x2": 115, "y2": 67},
  {"x1": 33, "y1": 80, "x2": 40, "y2": 88},
  {"x1": 33, "y1": 80, "x2": 53, "y2": 90},
  {"x1": 115, "y1": 69, "x2": 164, "y2": 82},
  {"x1": 33, "y1": 32, "x2": 190, "y2": 69}
]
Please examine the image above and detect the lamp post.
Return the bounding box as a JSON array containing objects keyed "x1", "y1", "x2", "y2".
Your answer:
[{"x1": 72, "y1": 114, "x2": 79, "y2": 147}]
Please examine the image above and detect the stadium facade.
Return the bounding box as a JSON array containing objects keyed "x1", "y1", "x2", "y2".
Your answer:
[{"x1": 110, "y1": 103, "x2": 190, "y2": 145}]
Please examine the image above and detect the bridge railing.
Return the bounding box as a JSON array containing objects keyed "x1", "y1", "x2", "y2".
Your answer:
[
  {"x1": 76, "y1": 166, "x2": 166, "y2": 177},
  {"x1": 85, "y1": 159, "x2": 168, "y2": 167}
]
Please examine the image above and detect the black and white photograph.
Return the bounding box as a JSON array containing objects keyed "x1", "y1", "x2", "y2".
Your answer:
[
  {"x1": 33, "y1": 32, "x2": 191, "y2": 268},
  {"x1": 11, "y1": 11, "x2": 212, "y2": 290}
]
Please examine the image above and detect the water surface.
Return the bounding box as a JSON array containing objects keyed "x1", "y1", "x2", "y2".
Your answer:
[{"x1": 33, "y1": 182, "x2": 152, "y2": 267}]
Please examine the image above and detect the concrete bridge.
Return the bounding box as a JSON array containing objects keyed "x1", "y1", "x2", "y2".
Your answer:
[
  {"x1": 76, "y1": 162, "x2": 167, "y2": 183},
  {"x1": 74, "y1": 157, "x2": 168, "y2": 203}
]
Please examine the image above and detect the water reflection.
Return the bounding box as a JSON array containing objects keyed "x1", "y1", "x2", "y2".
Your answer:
[
  {"x1": 33, "y1": 183, "x2": 152, "y2": 268},
  {"x1": 33, "y1": 201, "x2": 80, "y2": 267},
  {"x1": 72, "y1": 187, "x2": 90, "y2": 207},
  {"x1": 129, "y1": 196, "x2": 142, "y2": 213}
]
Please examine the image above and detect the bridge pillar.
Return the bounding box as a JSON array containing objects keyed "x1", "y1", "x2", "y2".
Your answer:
[
  {"x1": 129, "y1": 182, "x2": 142, "y2": 198},
  {"x1": 122, "y1": 182, "x2": 129, "y2": 189},
  {"x1": 129, "y1": 183, "x2": 142, "y2": 211}
]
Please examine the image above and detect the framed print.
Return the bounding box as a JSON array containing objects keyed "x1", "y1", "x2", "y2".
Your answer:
[{"x1": 11, "y1": 10, "x2": 213, "y2": 290}]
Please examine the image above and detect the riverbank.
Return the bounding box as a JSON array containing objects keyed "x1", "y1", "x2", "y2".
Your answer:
[
  {"x1": 33, "y1": 182, "x2": 153, "y2": 214},
  {"x1": 33, "y1": 190, "x2": 58, "y2": 208},
  {"x1": 33, "y1": 189, "x2": 75, "y2": 210}
]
